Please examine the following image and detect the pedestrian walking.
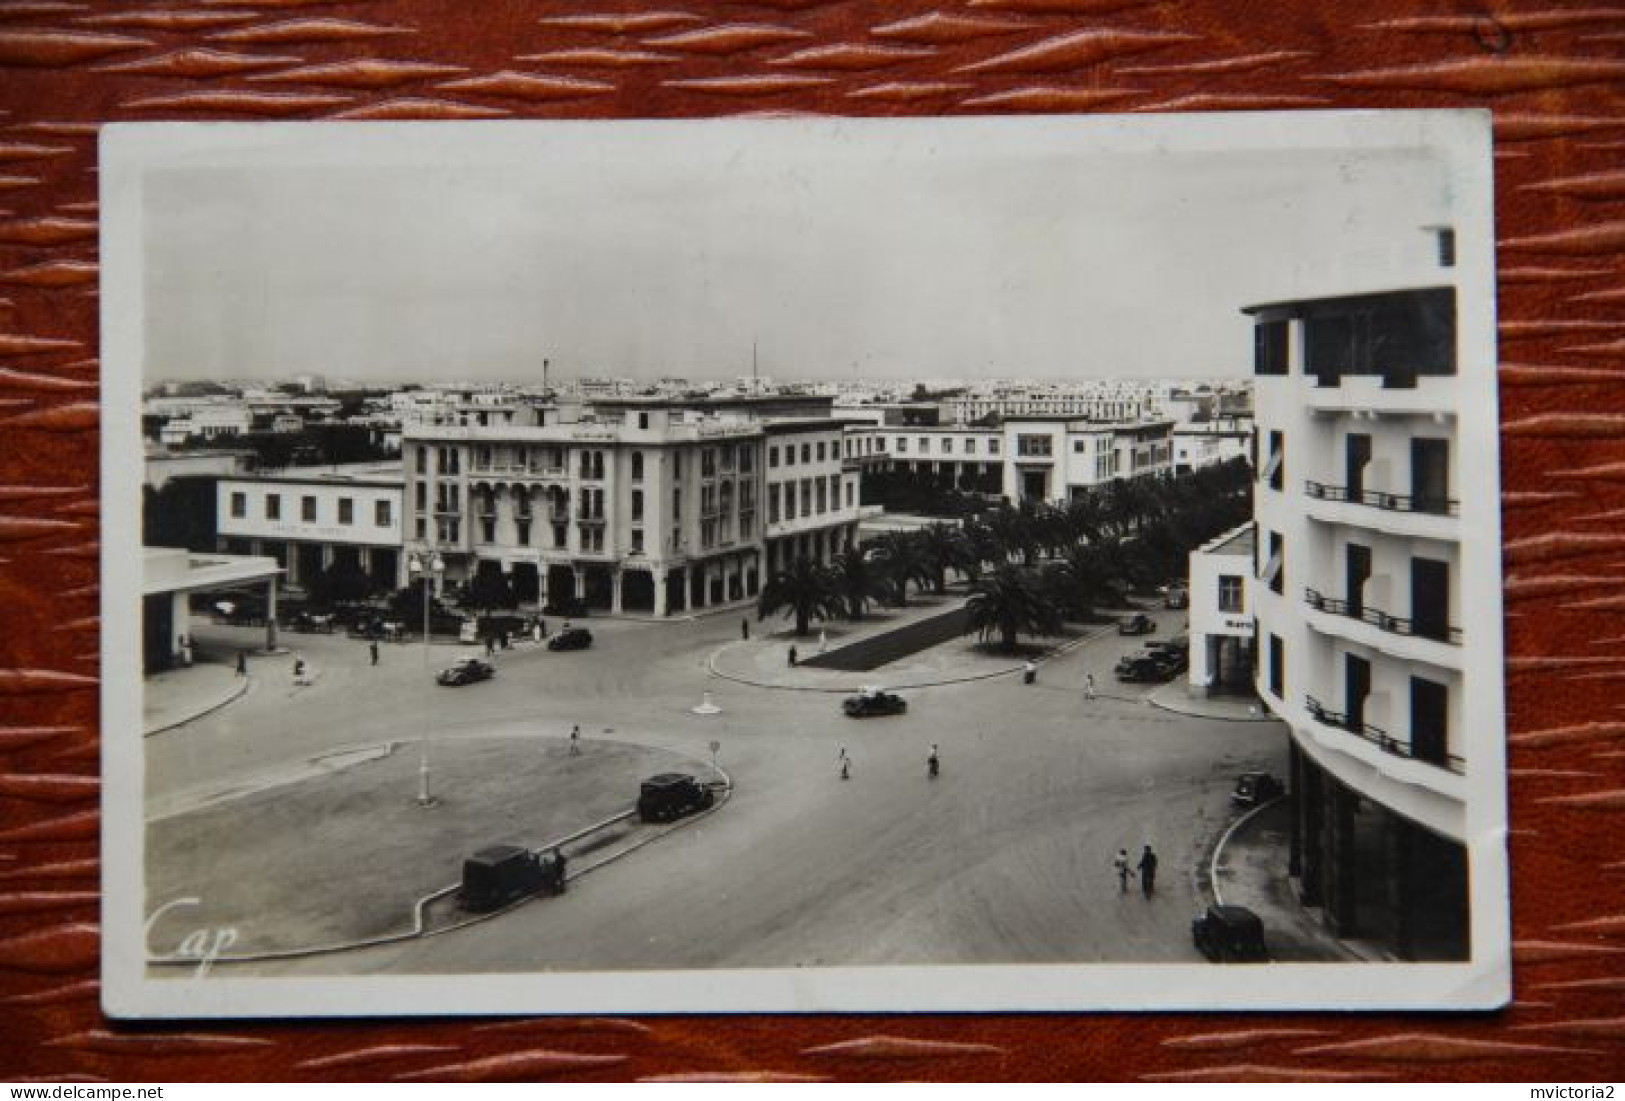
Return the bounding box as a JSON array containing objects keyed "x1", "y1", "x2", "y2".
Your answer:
[
  {"x1": 788, "y1": 645, "x2": 798, "y2": 667},
  {"x1": 236, "y1": 649, "x2": 248, "y2": 677},
  {"x1": 840, "y1": 756, "x2": 851, "y2": 781},
  {"x1": 293, "y1": 655, "x2": 308, "y2": 685},
  {"x1": 837, "y1": 745, "x2": 848, "y2": 761},
  {"x1": 1113, "y1": 848, "x2": 1135, "y2": 894},
  {"x1": 485, "y1": 635, "x2": 495, "y2": 657},
  {"x1": 927, "y1": 744, "x2": 940, "y2": 779},
  {"x1": 1084, "y1": 673, "x2": 1096, "y2": 700},
  {"x1": 369, "y1": 640, "x2": 379, "y2": 666},
  {"x1": 741, "y1": 618, "x2": 750, "y2": 640},
  {"x1": 1023, "y1": 660, "x2": 1037, "y2": 685},
  {"x1": 1138, "y1": 844, "x2": 1158, "y2": 898},
  {"x1": 569, "y1": 724, "x2": 581, "y2": 756}
]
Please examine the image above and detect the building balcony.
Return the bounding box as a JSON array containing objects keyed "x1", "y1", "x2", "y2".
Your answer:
[
  {"x1": 1305, "y1": 695, "x2": 1464, "y2": 776},
  {"x1": 1301, "y1": 372, "x2": 1457, "y2": 417},
  {"x1": 576, "y1": 514, "x2": 606, "y2": 526},
  {"x1": 1304, "y1": 481, "x2": 1457, "y2": 517},
  {"x1": 1304, "y1": 588, "x2": 1461, "y2": 644}
]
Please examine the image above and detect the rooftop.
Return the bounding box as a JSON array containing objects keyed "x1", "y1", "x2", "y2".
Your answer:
[{"x1": 1198, "y1": 522, "x2": 1256, "y2": 558}]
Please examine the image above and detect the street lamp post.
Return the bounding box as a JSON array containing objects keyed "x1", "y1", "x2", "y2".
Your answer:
[{"x1": 409, "y1": 548, "x2": 444, "y2": 808}]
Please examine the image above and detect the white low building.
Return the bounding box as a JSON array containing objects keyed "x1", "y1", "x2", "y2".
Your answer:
[
  {"x1": 1186, "y1": 523, "x2": 1255, "y2": 695},
  {"x1": 216, "y1": 462, "x2": 403, "y2": 592}
]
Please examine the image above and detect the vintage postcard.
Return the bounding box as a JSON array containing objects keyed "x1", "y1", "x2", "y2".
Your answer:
[{"x1": 101, "y1": 111, "x2": 1508, "y2": 1016}]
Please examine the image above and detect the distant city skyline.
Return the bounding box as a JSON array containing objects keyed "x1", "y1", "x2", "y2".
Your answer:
[{"x1": 137, "y1": 116, "x2": 1456, "y2": 386}]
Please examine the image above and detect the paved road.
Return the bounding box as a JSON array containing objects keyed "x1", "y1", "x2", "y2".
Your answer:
[{"x1": 155, "y1": 605, "x2": 1287, "y2": 973}]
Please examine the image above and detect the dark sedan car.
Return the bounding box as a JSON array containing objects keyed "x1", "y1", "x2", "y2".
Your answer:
[
  {"x1": 437, "y1": 657, "x2": 495, "y2": 686},
  {"x1": 842, "y1": 688, "x2": 908, "y2": 718},
  {"x1": 1115, "y1": 655, "x2": 1177, "y2": 684},
  {"x1": 1118, "y1": 613, "x2": 1157, "y2": 636},
  {"x1": 547, "y1": 627, "x2": 593, "y2": 652},
  {"x1": 637, "y1": 773, "x2": 715, "y2": 823},
  {"x1": 1231, "y1": 771, "x2": 1286, "y2": 807}
]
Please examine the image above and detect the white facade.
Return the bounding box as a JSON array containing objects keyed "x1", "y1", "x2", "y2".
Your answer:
[
  {"x1": 1187, "y1": 524, "x2": 1254, "y2": 693},
  {"x1": 217, "y1": 463, "x2": 404, "y2": 589}
]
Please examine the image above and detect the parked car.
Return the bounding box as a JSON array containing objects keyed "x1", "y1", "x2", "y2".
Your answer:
[
  {"x1": 457, "y1": 845, "x2": 566, "y2": 913},
  {"x1": 1115, "y1": 655, "x2": 1177, "y2": 684},
  {"x1": 1231, "y1": 771, "x2": 1286, "y2": 807},
  {"x1": 1118, "y1": 613, "x2": 1157, "y2": 636},
  {"x1": 1164, "y1": 583, "x2": 1190, "y2": 609},
  {"x1": 842, "y1": 687, "x2": 908, "y2": 718},
  {"x1": 436, "y1": 657, "x2": 495, "y2": 686},
  {"x1": 547, "y1": 627, "x2": 593, "y2": 652},
  {"x1": 1192, "y1": 904, "x2": 1268, "y2": 962},
  {"x1": 637, "y1": 773, "x2": 716, "y2": 823},
  {"x1": 287, "y1": 610, "x2": 336, "y2": 634}
]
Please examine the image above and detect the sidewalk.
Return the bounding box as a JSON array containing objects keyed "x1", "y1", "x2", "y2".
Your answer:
[
  {"x1": 713, "y1": 593, "x2": 1114, "y2": 693},
  {"x1": 1147, "y1": 682, "x2": 1278, "y2": 723},
  {"x1": 143, "y1": 660, "x2": 252, "y2": 736},
  {"x1": 1208, "y1": 797, "x2": 1393, "y2": 963}
]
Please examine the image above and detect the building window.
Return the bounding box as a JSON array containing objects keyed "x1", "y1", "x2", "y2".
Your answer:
[
  {"x1": 672, "y1": 486, "x2": 682, "y2": 521},
  {"x1": 845, "y1": 482, "x2": 853, "y2": 508},
  {"x1": 740, "y1": 447, "x2": 754, "y2": 473},
  {"x1": 416, "y1": 446, "x2": 428, "y2": 473},
  {"x1": 816, "y1": 479, "x2": 827, "y2": 514},
  {"x1": 1268, "y1": 634, "x2": 1284, "y2": 698},
  {"x1": 1017, "y1": 434, "x2": 1053, "y2": 457},
  {"x1": 701, "y1": 449, "x2": 716, "y2": 478},
  {"x1": 896, "y1": 438, "x2": 908, "y2": 454},
  {"x1": 375, "y1": 500, "x2": 391, "y2": 527},
  {"x1": 336, "y1": 497, "x2": 352, "y2": 525},
  {"x1": 553, "y1": 523, "x2": 567, "y2": 548},
  {"x1": 1266, "y1": 430, "x2": 1284, "y2": 491},
  {"x1": 631, "y1": 452, "x2": 644, "y2": 481},
  {"x1": 801, "y1": 444, "x2": 811, "y2": 464},
  {"x1": 638, "y1": 412, "x2": 649, "y2": 430},
  {"x1": 1262, "y1": 530, "x2": 1284, "y2": 595},
  {"x1": 918, "y1": 437, "x2": 930, "y2": 454},
  {"x1": 1218, "y1": 574, "x2": 1244, "y2": 613},
  {"x1": 1072, "y1": 439, "x2": 1086, "y2": 453},
  {"x1": 786, "y1": 483, "x2": 797, "y2": 519},
  {"x1": 481, "y1": 518, "x2": 495, "y2": 543},
  {"x1": 988, "y1": 438, "x2": 1001, "y2": 455},
  {"x1": 301, "y1": 496, "x2": 317, "y2": 522},
  {"x1": 631, "y1": 489, "x2": 644, "y2": 521},
  {"x1": 770, "y1": 484, "x2": 781, "y2": 523},
  {"x1": 265, "y1": 494, "x2": 281, "y2": 521},
  {"x1": 817, "y1": 442, "x2": 826, "y2": 462},
  {"x1": 516, "y1": 520, "x2": 530, "y2": 546},
  {"x1": 1254, "y1": 319, "x2": 1289, "y2": 376},
  {"x1": 415, "y1": 518, "x2": 427, "y2": 540},
  {"x1": 769, "y1": 446, "x2": 780, "y2": 468},
  {"x1": 230, "y1": 491, "x2": 246, "y2": 518},
  {"x1": 631, "y1": 529, "x2": 644, "y2": 554},
  {"x1": 1437, "y1": 227, "x2": 1456, "y2": 268}
]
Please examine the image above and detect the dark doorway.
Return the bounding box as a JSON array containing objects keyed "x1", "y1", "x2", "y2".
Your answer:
[
  {"x1": 295, "y1": 543, "x2": 323, "y2": 588},
  {"x1": 1021, "y1": 469, "x2": 1047, "y2": 501},
  {"x1": 1411, "y1": 557, "x2": 1451, "y2": 640},
  {"x1": 1346, "y1": 543, "x2": 1371, "y2": 617},
  {"x1": 1345, "y1": 653, "x2": 1371, "y2": 732},
  {"x1": 511, "y1": 562, "x2": 539, "y2": 604},
  {"x1": 546, "y1": 564, "x2": 576, "y2": 605},
  {"x1": 143, "y1": 593, "x2": 174, "y2": 674},
  {"x1": 1412, "y1": 438, "x2": 1450, "y2": 514},
  {"x1": 666, "y1": 570, "x2": 686, "y2": 615},
  {"x1": 1346, "y1": 433, "x2": 1371, "y2": 496},
  {"x1": 622, "y1": 569, "x2": 654, "y2": 613},
  {"x1": 369, "y1": 547, "x2": 398, "y2": 590},
  {"x1": 1410, "y1": 676, "x2": 1449, "y2": 766}
]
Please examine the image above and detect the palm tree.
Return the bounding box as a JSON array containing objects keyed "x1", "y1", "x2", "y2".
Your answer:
[
  {"x1": 871, "y1": 530, "x2": 933, "y2": 607},
  {"x1": 758, "y1": 556, "x2": 844, "y2": 637},
  {"x1": 829, "y1": 546, "x2": 882, "y2": 621},
  {"x1": 959, "y1": 517, "x2": 1003, "y2": 580},
  {"x1": 1049, "y1": 542, "x2": 1122, "y2": 621},
  {"x1": 986, "y1": 502, "x2": 1037, "y2": 566},
  {"x1": 964, "y1": 564, "x2": 1063, "y2": 652},
  {"x1": 916, "y1": 522, "x2": 976, "y2": 594}
]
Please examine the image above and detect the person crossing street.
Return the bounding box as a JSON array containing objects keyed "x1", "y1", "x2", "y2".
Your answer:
[{"x1": 1138, "y1": 844, "x2": 1158, "y2": 898}]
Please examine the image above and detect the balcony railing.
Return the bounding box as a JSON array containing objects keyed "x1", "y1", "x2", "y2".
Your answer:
[
  {"x1": 1304, "y1": 588, "x2": 1462, "y2": 644},
  {"x1": 1304, "y1": 480, "x2": 1459, "y2": 517},
  {"x1": 1305, "y1": 695, "x2": 1465, "y2": 775}
]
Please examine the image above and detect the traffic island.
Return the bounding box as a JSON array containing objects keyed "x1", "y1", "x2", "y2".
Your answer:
[{"x1": 145, "y1": 736, "x2": 724, "y2": 965}]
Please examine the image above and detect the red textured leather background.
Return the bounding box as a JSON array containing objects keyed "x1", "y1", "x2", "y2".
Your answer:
[{"x1": 2, "y1": 0, "x2": 1624, "y2": 1083}]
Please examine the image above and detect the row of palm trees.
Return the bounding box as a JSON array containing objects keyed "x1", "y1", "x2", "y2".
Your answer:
[{"x1": 759, "y1": 457, "x2": 1254, "y2": 643}]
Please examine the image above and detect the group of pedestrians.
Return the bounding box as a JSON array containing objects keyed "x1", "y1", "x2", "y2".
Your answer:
[
  {"x1": 837, "y1": 743, "x2": 941, "y2": 782},
  {"x1": 1113, "y1": 845, "x2": 1159, "y2": 898}
]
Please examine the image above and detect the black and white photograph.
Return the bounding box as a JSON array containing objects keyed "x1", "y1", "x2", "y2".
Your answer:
[{"x1": 103, "y1": 111, "x2": 1508, "y2": 1016}]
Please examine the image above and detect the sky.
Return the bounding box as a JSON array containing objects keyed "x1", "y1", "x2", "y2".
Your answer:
[{"x1": 137, "y1": 116, "x2": 1465, "y2": 386}]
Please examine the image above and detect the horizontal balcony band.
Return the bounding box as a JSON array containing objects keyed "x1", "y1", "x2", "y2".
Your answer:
[
  {"x1": 1304, "y1": 587, "x2": 1461, "y2": 645},
  {"x1": 1305, "y1": 480, "x2": 1458, "y2": 517},
  {"x1": 1305, "y1": 694, "x2": 1464, "y2": 775}
]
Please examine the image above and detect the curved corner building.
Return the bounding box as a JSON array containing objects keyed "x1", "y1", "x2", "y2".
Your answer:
[{"x1": 1244, "y1": 225, "x2": 1495, "y2": 962}]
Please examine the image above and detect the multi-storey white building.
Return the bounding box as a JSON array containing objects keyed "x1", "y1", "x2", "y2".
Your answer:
[
  {"x1": 402, "y1": 398, "x2": 863, "y2": 617},
  {"x1": 1246, "y1": 225, "x2": 1491, "y2": 961},
  {"x1": 217, "y1": 462, "x2": 403, "y2": 591}
]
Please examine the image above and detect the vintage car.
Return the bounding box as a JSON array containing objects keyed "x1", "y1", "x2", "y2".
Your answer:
[
  {"x1": 547, "y1": 627, "x2": 593, "y2": 652},
  {"x1": 457, "y1": 844, "x2": 566, "y2": 913},
  {"x1": 1118, "y1": 613, "x2": 1157, "y2": 636},
  {"x1": 1115, "y1": 654, "x2": 1178, "y2": 684},
  {"x1": 436, "y1": 657, "x2": 495, "y2": 686},
  {"x1": 1231, "y1": 771, "x2": 1286, "y2": 807},
  {"x1": 1192, "y1": 904, "x2": 1268, "y2": 962},
  {"x1": 287, "y1": 610, "x2": 336, "y2": 634},
  {"x1": 842, "y1": 687, "x2": 908, "y2": 718},
  {"x1": 636, "y1": 773, "x2": 716, "y2": 823}
]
